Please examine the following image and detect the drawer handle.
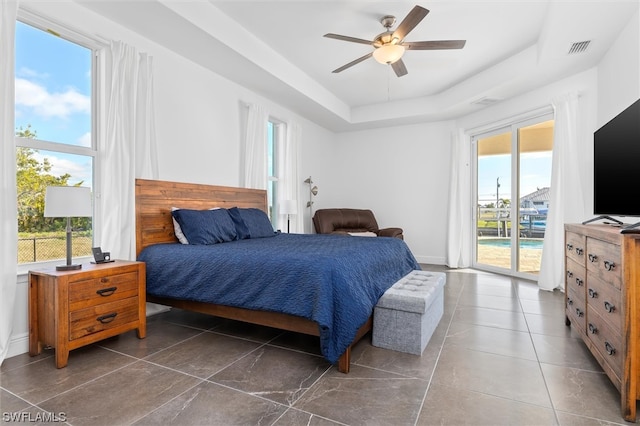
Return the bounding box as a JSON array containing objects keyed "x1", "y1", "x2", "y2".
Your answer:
[
  {"x1": 576, "y1": 308, "x2": 584, "y2": 318},
  {"x1": 604, "y1": 260, "x2": 616, "y2": 271},
  {"x1": 567, "y1": 270, "x2": 574, "y2": 278},
  {"x1": 97, "y1": 312, "x2": 117, "y2": 324},
  {"x1": 588, "y1": 288, "x2": 598, "y2": 298},
  {"x1": 575, "y1": 248, "x2": 584, "y2": 255},
  {"x1": 604, "y1": 301, "x2": 616, "y2": 313},
  {"x1": 588, "y1": 323, "x2": 598, "y2": 334},
  {"x1": 96, "y1": 287, "x2": 117, "y2": 297},
  {"x1": 576, "y1": 278, "x2": 584, "y2": 287},
  {"x1": 588, "y1": 253, "x2": 598, "y2": 263},
  {"x1": 566, "y1": 243, "x2": 573, "y2": 251},
  {"x1": 567, "y1": 297, "x2": 574, "y2": 306},
  {"x1": 605, "y1": 341, "x2": 616, "y2": 356}
]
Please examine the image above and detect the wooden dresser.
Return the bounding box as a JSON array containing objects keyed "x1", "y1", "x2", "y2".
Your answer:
[
  {"x1": 29, "y1": 260, "x2": 146, "y2": 368},
  {"x1": 565, "y1": 224, "x2": 640, "y2": 422}
]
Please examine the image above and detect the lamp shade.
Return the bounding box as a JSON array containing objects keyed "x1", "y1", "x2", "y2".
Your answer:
[
  {"x1": 281, "y1": 199, "x2": 298, "y2": 215},
  {"x1": 373, "y1": 44, "x2": 405, "y2": 65},
  {"x1": 44, "y1": 186, "x2": 92, "y2": 218}
]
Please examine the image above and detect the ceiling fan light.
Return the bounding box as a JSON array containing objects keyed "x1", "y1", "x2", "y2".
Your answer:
[{"x1": 373, "y1": 44, "x2": 405, "y2": 65}]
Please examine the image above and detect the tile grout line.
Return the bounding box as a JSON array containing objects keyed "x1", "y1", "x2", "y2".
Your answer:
[
  {"x1": 412, "y1": 271, "x2": 466, "y2": 426},
  {"x1": 516, "y1": 282, "x2": 562, "y2": 426},
  {"x1": 26, "y1": 355, "x2": 141, "y2": 409}
]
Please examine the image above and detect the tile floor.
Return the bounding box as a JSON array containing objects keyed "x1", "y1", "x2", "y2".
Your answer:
[{"x1": 1, "y1": 265, "x2": 633, "y2": 425}]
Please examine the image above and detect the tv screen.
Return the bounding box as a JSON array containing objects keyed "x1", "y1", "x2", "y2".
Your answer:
[{"x1": 593, "y1": 99, "x2": 640, "y2": 217}]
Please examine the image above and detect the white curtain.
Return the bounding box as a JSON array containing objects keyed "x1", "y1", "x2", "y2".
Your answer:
[
  {"x1": 0, "y1": 0, "x2": 18, "y2": 365},
  {"x1": 134, "y1": 54, "x2": 157, "y2": 180},
  {"x1": 242, "y1": 103, "x2": 268, "y2": 190},
  {"x1": 99, "y1": 41, "x2": 158, "y2": 261},
  {"x1": 446, "y1": 128, "x2": 473, "y2": 268},
  {"x1": 278, "y1": 121, "x2": 301, "y2": 233},
  {"x1": 538, "y1": 93, "x2": 587, "y2": 291}
]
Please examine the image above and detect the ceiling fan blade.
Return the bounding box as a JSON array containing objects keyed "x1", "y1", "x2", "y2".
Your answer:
[
  {"x1": 391, "y1": 59, "x2": 408, "y2": 77},
  {"x1": 332, "y1": 52, "x2": 373, "y2": 73},
  {"x1": 392, "y1": 5, "x2": 429, "y2": 42},
  {"x1": 324, "y1": 33, "x2": 373, "y2": 46},
  {"x1": 402, "y1": 40, "x2": 467, "y2": 50}
]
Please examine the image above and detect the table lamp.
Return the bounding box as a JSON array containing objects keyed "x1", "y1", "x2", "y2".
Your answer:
[
  {"x1": 44, "y1": 186, "x2": 92, "y2": 271},
  {"x1": 280, "y1": 200, "x2": 298, "y2": 233}
]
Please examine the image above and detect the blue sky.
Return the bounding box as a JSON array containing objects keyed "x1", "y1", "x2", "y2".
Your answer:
[
  {"x1": 478, "y1": 151, "x2": 552, "y2": 206},
  {"x1": 15, "y1": 21, "x2": 92, "y2": 186}
]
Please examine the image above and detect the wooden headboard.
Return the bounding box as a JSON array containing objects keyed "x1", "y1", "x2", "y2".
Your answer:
[{"x1": 135, "y1": 179, "x2": 268, "y2": 257}]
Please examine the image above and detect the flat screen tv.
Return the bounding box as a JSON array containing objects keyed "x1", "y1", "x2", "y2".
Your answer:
[{"x1": 592, "y1": 98, "x2": 640, "y2": 231}]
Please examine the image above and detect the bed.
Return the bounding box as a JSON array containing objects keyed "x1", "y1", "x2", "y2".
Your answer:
[{"x1": 135, "y1": 178, "x2": 420, "y2": 372}]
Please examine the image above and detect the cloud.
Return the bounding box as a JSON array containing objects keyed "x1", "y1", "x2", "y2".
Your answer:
[
  {"x1": 33, "y1": 151, "x2": 93, "y2": 187},
  {"x1": 17, "y1": 67, "x2": 49, "y2": 80},
  {"x1": 15, "y1": 78, "x2": 90, "y2": 119},
  {"x1": 78, "y1": 132, "x2": 92, "y2": 147}
]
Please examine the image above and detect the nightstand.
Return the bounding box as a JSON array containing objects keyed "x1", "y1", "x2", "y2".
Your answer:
[{"x1": 29, "y1": 260, "x2": 146, "y2": 368}]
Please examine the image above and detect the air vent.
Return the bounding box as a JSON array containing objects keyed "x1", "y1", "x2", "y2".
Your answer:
[
  {"x1": 568, "y1": 40, "x2": 591, "y2": 55},
  {"x1": 471, "y1": 97, "x2": 501, "y2": 106}
]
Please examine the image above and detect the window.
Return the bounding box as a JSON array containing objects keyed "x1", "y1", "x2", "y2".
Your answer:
[
  {"x1": 15, "y1": 18, "x2": 98, "y2": 265},
  {"x1": 473, "y1": 114, "x2": 554, "y2": 277},
  {"x1": 267, "y1": 119, "x2": 282, "y2": 229}
]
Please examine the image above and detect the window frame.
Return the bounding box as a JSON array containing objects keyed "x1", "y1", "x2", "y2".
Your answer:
[
  {"x1": 267, "y1": 118, "x2": 285, "y2": 230},
  {"x1": 15, "y1": 11, "x2": 102, "y2": 273},
  {"x1": 471, "y1": 108, "x2": 554, "y2": 279}
]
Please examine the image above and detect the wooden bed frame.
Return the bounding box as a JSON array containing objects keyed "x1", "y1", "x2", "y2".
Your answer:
[{"x1": 135, "y1": 178, "x2": 371, "y2": 373}]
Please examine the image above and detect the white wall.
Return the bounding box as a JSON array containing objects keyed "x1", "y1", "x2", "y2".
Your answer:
[
  {"x1": 597, "y1": 9, "x2": 640, "y2": 125},
  {"x1": 298, "y1": 121, "x2": 337, "y2": 233},
  {"x1": 153, "y1": 52, "x2": 336, "y2": 190},
  {"x1": 153, "y1": 58, "x2": 243, "y2": 187},
  {"x1": 312, "y1": 121, "x2": 454, "y2": 264}
]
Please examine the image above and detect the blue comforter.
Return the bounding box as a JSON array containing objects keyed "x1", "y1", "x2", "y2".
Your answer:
[{"x1": 138, "y1": 233, "x2": 420, "y2": 363}]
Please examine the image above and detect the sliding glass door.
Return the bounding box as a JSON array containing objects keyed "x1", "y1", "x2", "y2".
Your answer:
[{"x1": 474, "y1": 115, "x2": 554, "y2": 277}]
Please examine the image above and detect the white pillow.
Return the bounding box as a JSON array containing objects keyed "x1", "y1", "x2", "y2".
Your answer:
[
  {"x1": 171, "y1": 207, "x2": 220, "y2": 244},
  {"x1": 348, "y1": 231, "x2": 377, "y2": 237}
]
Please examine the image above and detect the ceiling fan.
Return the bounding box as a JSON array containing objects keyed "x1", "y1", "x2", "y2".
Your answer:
[{"x1": 324, "y1": 5, "x2": 466, "y2": 77}]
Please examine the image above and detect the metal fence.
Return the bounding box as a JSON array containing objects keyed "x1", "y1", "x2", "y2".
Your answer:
[
  {"x1": 477, "y1": 207, "x2": 547, "y2": 238},
  {"x1": 18, "y1": 233, "x2": 93, "y2": 264}
]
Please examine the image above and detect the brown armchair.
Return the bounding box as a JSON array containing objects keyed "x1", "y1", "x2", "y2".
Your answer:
[{"x1": 312, "y1": 208, "x2": 404, "y2": 240}]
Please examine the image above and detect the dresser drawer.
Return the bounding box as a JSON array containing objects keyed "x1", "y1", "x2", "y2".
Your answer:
[
  {"x1": 566, "y1": 258, "x2": 586, "y2": 298},
  {"x1": 566, "y1": 231, "x2": 586, "y2": 266},
  {"x1": 587, "y1": 273, "x2": 622, "y2": 331},
  {"x1": 69, "y1": 297, "x2": 140, "y2": 341},
  {"x1": 566, "y1": 286, "x2": 586, "y2": 332},
  {"x1": 69, "y1": 272, "x2": 139, "y2": 310},
  {"x1": 586, "y1": 308, "x2": 623, "y2": 379},
  {"x1": 586, "y1": 237, "x2": 622, "y2": 289}
]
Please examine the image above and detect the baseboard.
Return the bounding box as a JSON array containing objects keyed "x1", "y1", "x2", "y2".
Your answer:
[
  {"x1": 415, "y1": 255, "x2": 445, "y2": 265},
  {"x1": 6, "y1": 332, "x2": 29, "y2": 359}
]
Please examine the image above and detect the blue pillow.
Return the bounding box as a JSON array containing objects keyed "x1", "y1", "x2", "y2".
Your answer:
[
  {"x1": 227, "y1": 207, "x2": 251, "y2": 240},
  {"x1": 171, "y1": 208, "x2": 237, "y2": 245},
  {"x1": 229, "y1": 207, "x2": 276, "y2": 239}
]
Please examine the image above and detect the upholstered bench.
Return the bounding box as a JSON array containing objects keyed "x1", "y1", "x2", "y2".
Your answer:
[{"x1": 372, "y1": 270, "x2": 446, "y2": 355}]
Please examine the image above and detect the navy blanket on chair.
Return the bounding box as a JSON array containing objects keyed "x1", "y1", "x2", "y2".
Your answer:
[{"x1": 138, "y1": 233, "x2": 420, "y2": 363}]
